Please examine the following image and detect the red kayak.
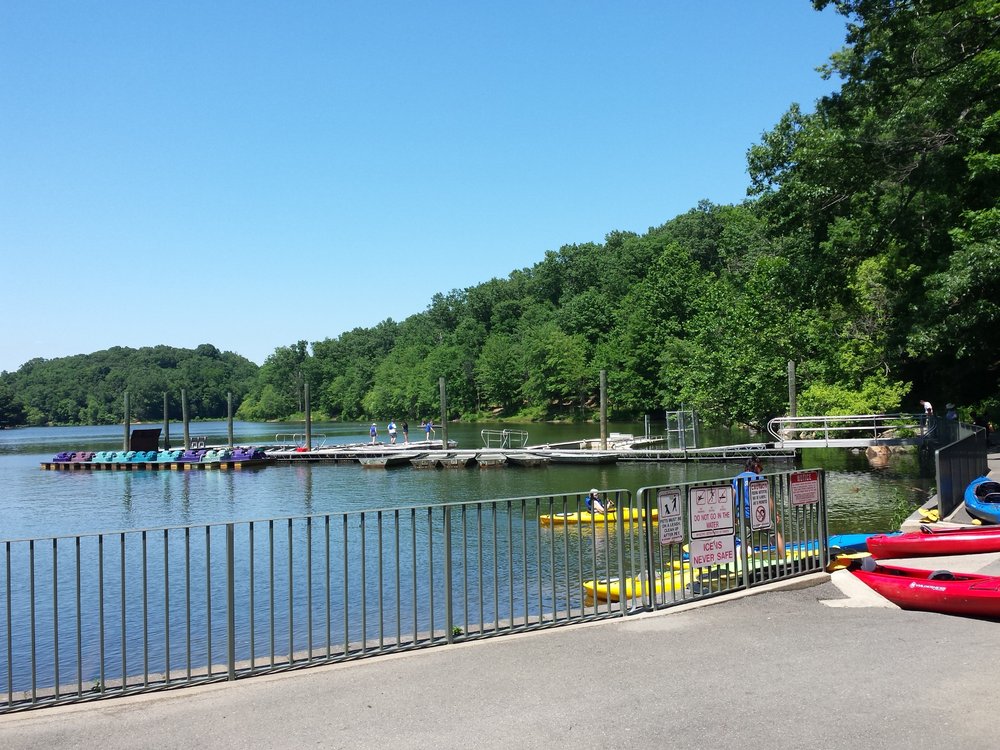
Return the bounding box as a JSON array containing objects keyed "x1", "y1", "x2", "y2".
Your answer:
[
  {"x1": 866, "y1": 524, "x2": 1000, "y2": 559},
  {"x1": 852, "y1": 561, "x2": 1000, "y2": 618}
]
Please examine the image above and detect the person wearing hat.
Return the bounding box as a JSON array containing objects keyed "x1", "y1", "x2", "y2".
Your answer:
[
  {"x1": 369, "y1": 422, "x2": 378, "y2": 444},
  {"x1": 586, "y1": 488, "x2": 607, "y2": 514},
  {"x1": 945, "y1": 403, "x2": 958, "y2": 420}
]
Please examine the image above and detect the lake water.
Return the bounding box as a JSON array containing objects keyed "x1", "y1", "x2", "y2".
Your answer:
[{"x1": 0, "y1": 420, "x2": 935, "y2": 540}]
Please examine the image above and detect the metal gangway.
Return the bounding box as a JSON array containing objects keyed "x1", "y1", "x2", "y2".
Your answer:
[
  {"x1": 481, "y1": 429, "x2": 529, "y2": 450},
  {"x1": 767, "y1": 413, "x2": 932, "y2": 449}
]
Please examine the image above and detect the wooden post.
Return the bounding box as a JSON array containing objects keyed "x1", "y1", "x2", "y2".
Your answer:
[
  {"x1": 788, "y1": 360, "x2": 797, "y2": 417},
  {"x1": 227, "y1": 392, "x2": 234, "y2": 448},
  {"x1": 304, "y1": 381, "x2": 311, "y2": 451},
  {"x1": 182, "y1": 388, "x2": 190, "y2": 450},
  {"x1": 600, "y1": 369, "x2": 608, "y2": 450},
  {"x1": 163, "y1": 392, "x2": 170, "y2": 450},
  {"x1": 123, "y1": 390, "x2": 130, "y2": 451},
  {"x1": 439, "y1": 377, "x2": 448, "y2": 450}
]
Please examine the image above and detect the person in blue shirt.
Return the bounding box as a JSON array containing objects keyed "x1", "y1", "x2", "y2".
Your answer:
[
  {"x1": 388, "y1": 420, "x2": 397, "y2": 444},
  {"x1": 369, "y1": 423, "x2": 378, "y2": 444}
]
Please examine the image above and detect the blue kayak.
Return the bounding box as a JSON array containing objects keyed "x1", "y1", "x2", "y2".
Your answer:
[
  {"x1": 828, "y1": 532, "x2": 898, "y2": 553},
  {"x1": 964, "y1": 476, "x2": 1000, "y2": 525}
]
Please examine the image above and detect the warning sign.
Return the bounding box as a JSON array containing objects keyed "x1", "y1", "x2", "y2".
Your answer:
[
  {"x1": 688, "y1": 485, "x2": 734, "y2": 539},
  {"x1": 688, "y1": 536, "x2": 737, "y2": 567},
  {"x1": 657, "y1": 488, "x2": 683, "y2": 545},
  {"x1": 790, "y1": 471, "x2": 820, "y2": 506},
  {"x1": 748, "y1": 479, "x2": 771, "y2": 531}
]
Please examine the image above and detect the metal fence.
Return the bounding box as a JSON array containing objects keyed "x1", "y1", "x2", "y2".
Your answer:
[{"x1": 1, "y1": 472, "x2": 826, "y2": 713}]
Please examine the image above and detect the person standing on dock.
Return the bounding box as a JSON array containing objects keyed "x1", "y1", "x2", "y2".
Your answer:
[
  {"x1": 425, "y1": 419, "x2": 435, "y2": 440},
  {"x1": 388, "y1": 420, "x2": 397, "y2": 444},
  {"x1": 369, "y1": 423, "x2": 378, "y2": 444},
  {"x1": 402, "y1": 420, "x2": 409, "y2": 444}
]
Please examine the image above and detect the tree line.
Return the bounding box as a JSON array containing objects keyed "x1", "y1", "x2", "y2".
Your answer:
[{"x1": 2, "y1": 1, "x2": 997, "y2": 430}]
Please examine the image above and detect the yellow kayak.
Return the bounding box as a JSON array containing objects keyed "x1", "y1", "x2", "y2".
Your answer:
[
  {"x1": 585, "y1": 548, "x2": 821, "y2": 601},
  {"x1": 539, "y1": 507, "x2": 658, "y2": 525},
  {"x1": 582, "y1": 569, "x2": 695, "y2": 601}
]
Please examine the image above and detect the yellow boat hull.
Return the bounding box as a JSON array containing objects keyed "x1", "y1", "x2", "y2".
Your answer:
[
  {"x1": 539, "y1": 508, "x2": 658, "y2": 525},
  {"x1": 585, "y1": 549, "x2": 820, "y2": 601},
  {"x1": 583, "y1": 569, "x2": 698, "y2": 601}
]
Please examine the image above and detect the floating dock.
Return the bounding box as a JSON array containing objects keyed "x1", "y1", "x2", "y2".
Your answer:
[{"x1": 41, "y1": 438, "x2": 796, "y2": 472}]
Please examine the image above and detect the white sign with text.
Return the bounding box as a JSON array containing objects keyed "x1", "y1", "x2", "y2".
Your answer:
[
  {"x1": 657, "y1": 488, "x2": 683, "y2": 545},
  {"x1": 688, "y1": 536, "x2": 737, "y2": 567},
  {"x1": 749, "y1": 479, "x2": 771, "y2": 531},
  {"x1": 688, "y1": 484, "x2": 734, "y2": 539},
  {"x1": 790, "y1": 471, "x2": 821, "y2": 506}
]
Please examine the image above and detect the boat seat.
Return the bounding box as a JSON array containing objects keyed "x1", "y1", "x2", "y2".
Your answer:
[
  {"x1": 861, "y1": 556, "x2": 878, "y2": 572},
  {"x1": 927, "y1": 570, "x2": 956, "y2": 581},
  {"x1": 975, "y1": 482, "x2": 1000, "y2": 499}
]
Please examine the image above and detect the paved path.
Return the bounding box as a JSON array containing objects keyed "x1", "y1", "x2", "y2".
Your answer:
[
  {"x1": 4, "y1": 565, "x2": 1000, "y2": 750},
  {"x1": 4, "y1": 450, "x2": 999, "y2": 749}
]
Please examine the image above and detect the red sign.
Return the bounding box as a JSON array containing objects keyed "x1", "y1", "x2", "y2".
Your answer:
[{"x1": 790, "y1": 471, "x2": 820, "y2": 506}]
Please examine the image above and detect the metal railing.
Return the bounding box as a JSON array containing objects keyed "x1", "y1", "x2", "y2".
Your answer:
[
  {"x1": 624, "y1": 471, "x2": 827, "y2": 608},
  {"x1": 480, "y1": 430, "x2": 529, "y2": 450},
  {"x1": 272, "y1": 433, "x2": 328, "y2": 450},
  {"x1": 767, "y1": 413, "x2": 929, "y2": 448},
  {"x1": 2, "y1": 472, "x2": 827, "y2": 713}
]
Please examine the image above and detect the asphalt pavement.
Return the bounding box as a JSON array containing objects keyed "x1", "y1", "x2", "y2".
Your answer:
[{"x1": 3, "y1": 451, "x2": 1000, "y2": 750}]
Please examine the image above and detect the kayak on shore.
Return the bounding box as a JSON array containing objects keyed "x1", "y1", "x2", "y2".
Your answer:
[
  {"x1": 867, "y1": 523, "x2": 1000, "y2": 559},
  {"x1": 851, "y1": 558, "x2": 1000, "y2": 619}
]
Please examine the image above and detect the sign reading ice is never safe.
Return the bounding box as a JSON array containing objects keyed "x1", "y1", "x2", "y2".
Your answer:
[
  {"x1": 688, "y1": 536, "x2": 736, "y2": 567},
  {"x1": 657, "y1": 488, "x2": 683, "y2": 545},
  {"x1": 790, "y1": 470, "x2": 821, "y2": 506},
  {"x1": 688, "y1": 484, "x2": 734, "y2": 539}
]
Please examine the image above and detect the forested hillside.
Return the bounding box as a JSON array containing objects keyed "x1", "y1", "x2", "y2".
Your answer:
[
  {"x1": 2, "y1": 1, "x2": 997, "y2": 429},
  {"x1": 0, "y1": 345, "x2": 257, "y2": 425}
]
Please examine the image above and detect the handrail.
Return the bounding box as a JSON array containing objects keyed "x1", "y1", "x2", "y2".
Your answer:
[
  {"x1": 481, "y1": 429, "x2": 528, "y2": 449},
  {"x1": 767, "y1": 413, "x2": 929, "y2": 447},
  {"x1": 273, "y1": 432, "x2": 327, "y2": 449}
]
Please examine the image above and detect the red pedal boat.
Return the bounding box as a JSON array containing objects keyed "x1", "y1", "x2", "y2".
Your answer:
[
  {"x1": 867, "y1": 524, "x2": 1000, "y2": 559},
  {"x1": 852, "y1": 560, "x2": 1000, "y2": 618}
]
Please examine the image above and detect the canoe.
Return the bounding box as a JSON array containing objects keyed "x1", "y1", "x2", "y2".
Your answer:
[
  {"x1": 851, "y1": 560, "x2": 1000, "y2": 619},
  {"x1": 867, "y1": 524, "x2": 1000, "y2": 559},
  {"x1": 539, "y1": 507, "x2": 658, "y2": 525},
  {"x1": 964, "y1": 476, "x2": 1000, "y2": 525}
]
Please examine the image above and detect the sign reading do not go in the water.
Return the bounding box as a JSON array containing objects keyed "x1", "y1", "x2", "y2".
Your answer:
[
  {"x1": 688, "y1": 485, "x2": 734, "y2": 538},
  {"x1": 687, "y1": 484, "x2": 737, "y2": 567}
]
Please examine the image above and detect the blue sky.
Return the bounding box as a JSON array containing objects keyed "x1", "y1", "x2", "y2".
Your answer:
[{"x1": 0, "y1": 1, "x2": 848, "y2": 374}]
